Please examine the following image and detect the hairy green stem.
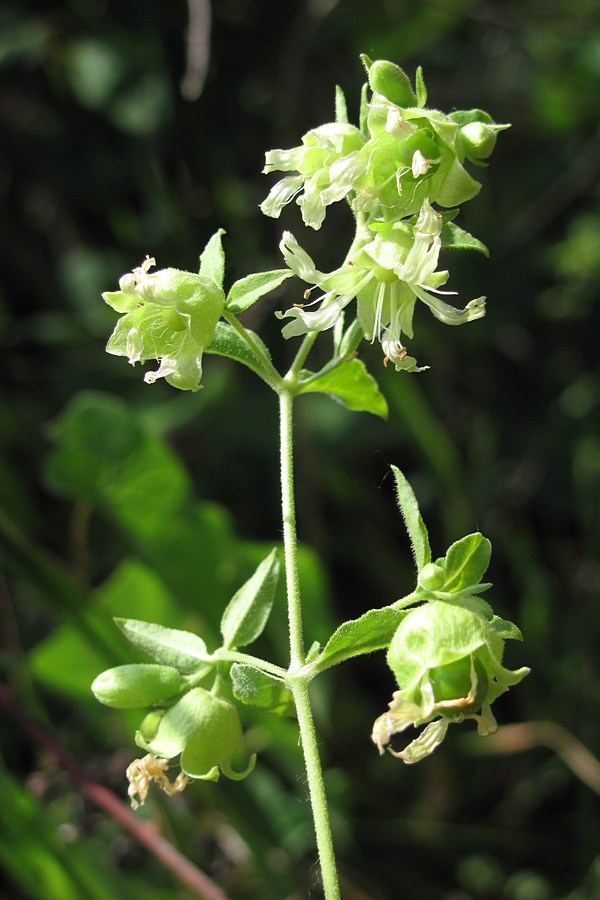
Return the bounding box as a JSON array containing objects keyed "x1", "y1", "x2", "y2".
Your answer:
[
  {"x1": 213, "y1": 649, "x2": 287, "y2": 680},
  {"x1": 291, "y1": 681, "x2": 341, "y2": 900},
  {"x1": 278, "y1": 387, "x2": 340, "y2": 898},
  {"x1": 279, "y1": 388, "x2": 305, "y2": 669}
]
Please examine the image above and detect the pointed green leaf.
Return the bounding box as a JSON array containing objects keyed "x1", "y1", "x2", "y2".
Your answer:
[
  {"x1": 335, "y1": 84, "x2": 348, "y2": 124},
  {"x1": 444, "y1": 533, "x2": 491, "y2": 592},
  {"x1": 490, "y1": 616, "x2": 523, "y2": 642},
  {"x1": 230, "y1": 663, "x2": 295, "y2": 716},
  {"x1": 449, "y1": 109, "x2": 495, "y2": 127},
  {"x1": 115, "y1": 618, "x2": 211, "y2": 674},
  {"x1": 206, "y1": 322, "x2": 274, "y2": 382},
  {"x1": 226, "y1": 269, "x2": 294, "y2": 314},
  {"x1": 306, "y1": 640, "x2": 321, "y2": 663},
  {"x1": 199, "y1": 229, "x2": 225, "y2": 288},
  {"x1": 391, "y1": 466, "x2": 431, "y2": 572},
  {"x1": 415, "y1": 65, "x2": 427, "y2": 108},
  {"x1": 441, "y1": 221, "x2": 489, "y2": 256},
  {"x1": 316, "y1": 606, "x2": 411, "y2": 672},
  {"x1": 221, "y1": 549, "x2": 280, "y2": 649},
  {"x1": 299, "y1": 358, "x2": 388, "y2": 419}
]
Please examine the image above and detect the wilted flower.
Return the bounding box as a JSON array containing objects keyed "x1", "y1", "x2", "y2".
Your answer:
[
  {"x1": 277, "y1": 201, "x2": 486, "y2": 370},
  {"x1": 126, "y1": 754, "x2": 190, "y2": 810},
  {"x1": 372, "y1": 599, "x2": 529, "y2": 763},
  {"x1": 102, "y1": 257, "x2": 225, "y2": 391}
]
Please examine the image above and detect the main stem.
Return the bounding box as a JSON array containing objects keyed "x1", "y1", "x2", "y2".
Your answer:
[{"x1": 278, "y1": 388, "x2": 340, "y2": 900}]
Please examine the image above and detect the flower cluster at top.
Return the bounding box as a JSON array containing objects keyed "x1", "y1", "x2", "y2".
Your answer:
[{"x1": 261, "y1": 57, "x2": 508, "y2": 370}]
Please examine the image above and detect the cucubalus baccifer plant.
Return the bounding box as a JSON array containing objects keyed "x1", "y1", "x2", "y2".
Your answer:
[{"x1": 92, "y1": 57, "x2": 529, "y2": 897}]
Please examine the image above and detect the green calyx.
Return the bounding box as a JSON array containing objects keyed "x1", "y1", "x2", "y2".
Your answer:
[
  {"x1": 372, "y1": 599, "x2": 529, "y2": 763},
  {"x1": 428, "y1": 654, "x2": 489, "y2": 716},
  {"x1": 136, "y1": 687, "x2": 256, "y2": 782}
]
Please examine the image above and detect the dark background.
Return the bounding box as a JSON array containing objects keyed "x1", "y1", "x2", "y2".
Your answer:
[{"x1": 1, "y1": 1, "x2": 600, "y2": 897}]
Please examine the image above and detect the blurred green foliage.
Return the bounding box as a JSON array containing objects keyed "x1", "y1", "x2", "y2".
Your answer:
[{"x1": 1, "y1": 0, "x2": 600, "y2": 897}]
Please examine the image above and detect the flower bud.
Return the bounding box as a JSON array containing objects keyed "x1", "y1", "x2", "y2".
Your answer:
[
  {"x1": 417, "y1": 562, "x2": 446, "y2": 591},
  {"x1": 459, "y1": 122, "x2": 497, "y2": 160},
  {"x1": 368, "y1": 60, "x2": 417, "y2": 108},
  {"x1": 92, "y1": 664, "x2": 183, "y2": 709}
]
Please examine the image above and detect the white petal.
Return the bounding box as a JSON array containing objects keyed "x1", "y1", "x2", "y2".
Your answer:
[
  {"x1": 144, "y1": 356, "x2": 178, "y2": 384},
  {"x1": 389, "y1": 718, "x2": 449, "y2": 764},
  {"x1": 279, "y1": 232, "x2": 321, "y2": 282},
  {"x1": 263, "y1": 147, "x2": 304, "y2": 173},
  {"x1": 260, "y1": 175, "x2": 304, "y2": 218},
  {"x1": 415, "y1": 288, "x2": 486, "y2": 325},
  {"x1": 278, "y1": 293, "x2": 350, "y2": 338}
]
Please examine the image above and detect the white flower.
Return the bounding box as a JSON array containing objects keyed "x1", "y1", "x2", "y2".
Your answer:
[{"x1": 277, "y1": 201, "x2": 486, "y2": 369}]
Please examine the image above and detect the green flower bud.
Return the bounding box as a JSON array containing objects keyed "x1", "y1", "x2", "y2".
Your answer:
[
  {"x1": 92, "y1": 664, "x2": 183, "y2": 709},
  {"x1": 417, "y1": 562, "x2": 446, "y2": 591},
  {"x1": 367, "y1": 60, "x2": 417, "y2": 108},
  {"x1": 137, "y1": 687, "x2": 256, "y2": 782},
  {"x1": 103, "y1": 257, "x2": 225, "y2": 391},
  {"x1": 459, "y1": 122, "x2": 498, "y2": 159}
]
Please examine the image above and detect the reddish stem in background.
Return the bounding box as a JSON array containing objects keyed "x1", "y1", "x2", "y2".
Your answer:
[{"x1": 0, "y1": 683, "x2": 229, "y2": 900}]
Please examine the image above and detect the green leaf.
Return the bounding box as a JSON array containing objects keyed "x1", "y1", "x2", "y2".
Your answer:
[
  {"x1": 226, "y1": 269, "x2": 294, "y2": 314},
  {"x1": 316, "y1": 606, "x2": 410, "y2": 671},
  {"x1": 335, "y1": 84, "x2": 348, "y2": 124},
  {"x1": 449, "y1": 108, "x2": 495, "y2": 127},
  {"x1": 490, "y1": 615, "x2": 523, "y2": 642},
  {"x1": 444, "y1": 533, "x2": 491, "y2": 592},
  {"x1": 230, "y1": 663, "x2": 295, "y2": 716},
  {"x1": 415, "y1": 65, "x2": 427, "y2": 107},
  {"x1": 206, "y1": 322, "x2": 274, "y2": 382},
  {"x1": 199, "y1": 228, "x2": 226, "y2": 288},
  {"x1": 299, "y1": 358, "x2": 388, "y2": 418},
  {"x1": 441, "y1": 221, "x2": 489, "y2": 256},
  {"x1": 391, "y1": 466, "x2": 431, "y2": 572},
  {"x1": 220, "y1": 548, "x2": 280, "y2": 649},
  {"x1": 115, "y1": 618, "x2": 211, "y2": 674},
  {"x1": 306, "y1": 640, "x2": 321, "y2": 663}
]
